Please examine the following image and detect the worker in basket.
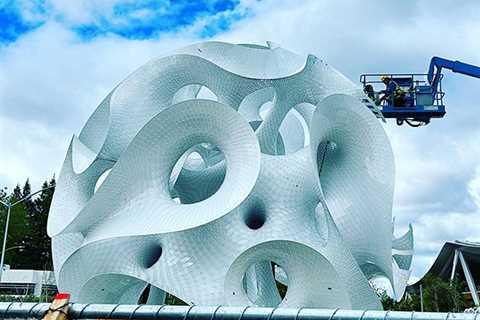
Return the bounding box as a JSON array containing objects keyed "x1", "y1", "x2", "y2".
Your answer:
[
  {"x1": 363, "y1": 84, "x2": 376, "y2": 100},
  {"x1": 378, "y1": 75, "x2": 407, "y2": 107}
]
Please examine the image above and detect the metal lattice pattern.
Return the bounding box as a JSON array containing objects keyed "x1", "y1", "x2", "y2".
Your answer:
[{"x1": 48, "y1": 41, "x2": 412, "y2": 309}]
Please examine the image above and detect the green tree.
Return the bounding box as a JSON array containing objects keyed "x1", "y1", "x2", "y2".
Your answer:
[
  {"x1": 378, "y1": 289, "x2": 420, "y2": 311},
  {"x1": 0, "y1": 184, "x2": 30, "y2": 268},
  {"x1": 0, "y1": 178, "x2": 55, "y2": 270},
  {"x1": 379, "y1": 276, "x2": 465, "y2": 312},
  {"x1": 30, "y1": 178, "x2": 55, "y2": 270},
  {"x1": 20, "y1": 179, "x2": 37, "y2": 269},
  {"x1": 423, "y1": 275, "x2": 466, "y2": 312}
]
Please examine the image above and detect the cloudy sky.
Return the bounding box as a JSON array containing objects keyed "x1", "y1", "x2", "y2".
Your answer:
[{"x1": 1, "y1": 0, "x2": 479, "y2": 282}]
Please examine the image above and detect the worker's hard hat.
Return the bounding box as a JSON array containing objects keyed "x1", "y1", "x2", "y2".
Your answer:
[{"x1": 380, "y1": 75, "x2": 390, "y2": 82}]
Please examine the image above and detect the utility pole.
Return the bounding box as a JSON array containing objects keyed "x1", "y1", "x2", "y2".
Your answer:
[
  {"x1": 420, "y1": 283, "x2": 424, "y2": 312},
  {"x1": 0, "y1": 185, "x2": 54, "y2": 282}
]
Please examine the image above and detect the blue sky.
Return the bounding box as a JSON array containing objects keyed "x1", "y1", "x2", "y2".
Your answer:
[
  {"x1": 0, "y1": 1, "x2": 43, "y2": 43},
  {"x1": 0, "y1": 0, "x2": 249, "y2": 43},
  {"x1": 0, "y1": 0, "x2": 480, "y2": 286}
]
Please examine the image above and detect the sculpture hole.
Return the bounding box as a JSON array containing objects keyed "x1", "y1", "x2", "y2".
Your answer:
[
  {"x1": 249, "y1": 120, "x2": 262, "y2": 131},
  {"x1": 138, "y1": 284, "x2": 188, "y2": 305},
  {"x1": 140, "y1": 243, "x2": 163, "y2": 269},
  {"x1": 94, "y1": 168, "x2": 112, "y2": 193},
  {"x1": 183, "y1": 151, "x2": 206, "y2": 170},
  {"x1": 293, "y1": 102, "x2": 316, "y2": 146},
  {"x1": 279, "y1": 108, "x2": 309, "y2": 154},
  {"x1": 245, "y1": 203, "x2": 266, "y2": 230},
  {"x1": 196, "y1": 86, "x2": 218, "y2": 101},
  {"x1": 138, "y1": 283, "x2": 151, "y2": 304},
  {"x1": 259, "y1": 101, "x2": 273, "y2": 120},
  {"x1": 172, "y1": 84, "x2": 217, "y2": 103},
  {"x1": 165, "y1": 292, "x2": 188, "y2": 305},
  {"x1": 169, "y1": 143, "x2": 226, "y2": 204},
  {"x1": 242, "y1": 261, "x2": 288, "y2": 307}
]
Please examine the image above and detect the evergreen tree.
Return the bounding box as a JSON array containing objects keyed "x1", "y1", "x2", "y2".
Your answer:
[
  {"x1": 0, "y1": 185, "x2": 30, "y2": 268},
  {"x1": 22, "y1": 180, "x2": 31, "y2": 199},
  {"x1": 31, "y1": 178, "x2": 55, "y2": 270},
  {"x1": 21, "y1": 179, "x2": 37, "y2": 269},
  {"x1": 0, "y1": 178, "x2": 55, "y2": 270},
  {"x1": 0, "y1": 187, "x2": 6, "y2": 244}
]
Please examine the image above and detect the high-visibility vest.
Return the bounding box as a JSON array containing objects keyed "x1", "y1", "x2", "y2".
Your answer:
[{"x1": 391, "y1": 80, "x2": 406, "y2": 98}]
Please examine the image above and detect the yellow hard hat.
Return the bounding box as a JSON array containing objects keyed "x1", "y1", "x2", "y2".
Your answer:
[{"x1": 380, "y1": 75, "x2": 390, "y2": 82}]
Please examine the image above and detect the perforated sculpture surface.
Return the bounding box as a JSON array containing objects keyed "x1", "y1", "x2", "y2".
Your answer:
[{"x1": 48, "y1": 41, "x2": 413, "y2": 309}]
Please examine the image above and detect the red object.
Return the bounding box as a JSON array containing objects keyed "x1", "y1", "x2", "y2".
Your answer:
[{"x1": 54, "y1": 293, "x2": 71, "y2": 300}]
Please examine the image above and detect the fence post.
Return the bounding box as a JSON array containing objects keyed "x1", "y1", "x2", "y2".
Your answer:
[{"x1": 42, "y1": 293, "x2": 70, "y2": 320}]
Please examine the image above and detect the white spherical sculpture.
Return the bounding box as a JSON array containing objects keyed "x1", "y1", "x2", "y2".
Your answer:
[{"x1": 48, "y1": 41, "x2": 413, "y2": 309}]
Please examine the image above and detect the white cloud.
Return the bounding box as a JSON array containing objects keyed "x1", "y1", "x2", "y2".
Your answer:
[
  {"x1": 11, "y1": 0, "x2": 248, "y2": 37},
  {"x1": 0, "y1": 116, "x2": 67, "y2": 188},
  {"x1": 47, "y1": 0, "x2": 119, "y2": 25},
  {"x1": 0, "y1": 22, "x2": 198, "y2": 190},
  {"x1": 14, "y1": 0, "x2": 127, "y2": 26},
  {"x1": 1, "y1": 0, "x2": 479, "y2": 281},
  {"x1": 469, "y1": 167, "x2": 480, "y2": 208}
]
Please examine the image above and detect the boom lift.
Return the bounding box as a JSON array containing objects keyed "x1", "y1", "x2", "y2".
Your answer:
[{"x1": 360, "y1": 57, "x2": 480, "y2": 127}]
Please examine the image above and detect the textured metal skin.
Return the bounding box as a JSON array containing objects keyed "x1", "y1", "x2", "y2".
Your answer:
[
  {"x1": 0, "y1": 303, "x2": 477, "y2": 320},
  {"x1": 392, "y1": 223, "x2": 414, "y2": 301},
  {"x1": 48, "y1": 41, "x2": 412, "y2": 309}
]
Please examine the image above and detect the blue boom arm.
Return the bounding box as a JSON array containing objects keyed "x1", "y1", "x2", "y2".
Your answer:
[{"x1": 428, "y1": 56, "x2": 480, "y2": 95}]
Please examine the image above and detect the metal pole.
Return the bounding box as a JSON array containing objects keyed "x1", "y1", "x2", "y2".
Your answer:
[
  {"x1": 450, "y1": 249, "x2": 459, "y2": 282},
  {"x1": 0, "y1": 204, "x2": 11, "y2": 282},
  {"x1": 0, "y1": 303, "x2": 479, "y2": 320},
  {"x1": 458, "y1": 250, "x2": 480, "y2": 306},
  {"x1": 420, "y1": 283, "x2": 424, "y2": 312}
]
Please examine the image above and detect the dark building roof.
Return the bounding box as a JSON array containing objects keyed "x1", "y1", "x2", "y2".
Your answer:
[{"x1": 409, "y1": 241, "x2": 480, "y2": 291}]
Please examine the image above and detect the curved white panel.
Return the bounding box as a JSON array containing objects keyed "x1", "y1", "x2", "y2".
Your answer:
[{"x1": 49, "y1": 41, "x2": 412, "y2": 310}]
